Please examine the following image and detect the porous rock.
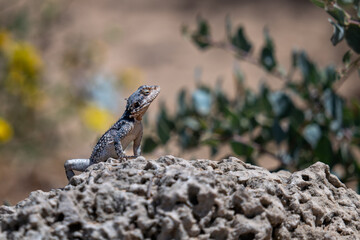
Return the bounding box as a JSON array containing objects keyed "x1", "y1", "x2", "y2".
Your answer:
[{"x1": 1, "y1": 156, "x2": 360, "y2": 239}]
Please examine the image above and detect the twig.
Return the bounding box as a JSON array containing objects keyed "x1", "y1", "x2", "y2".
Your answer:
[
  {"x1": 336, "y1": 56, "x2": 360, "y2": 89},
  {"x1": 349, "y1": 19, "x2": 360, "y2": 26},
  {"x1": 208, "y1": 40, "x2": 291, "y2": 82}
]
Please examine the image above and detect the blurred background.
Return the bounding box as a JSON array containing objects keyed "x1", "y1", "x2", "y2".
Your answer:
[{"x1": 0, "y1": 0, "x2": 357, "y2": 204}]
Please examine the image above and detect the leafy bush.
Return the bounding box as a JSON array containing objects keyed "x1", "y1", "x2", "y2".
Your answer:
[{"x1": 144, "y1": 0, "x2": 360, "y2": 190}]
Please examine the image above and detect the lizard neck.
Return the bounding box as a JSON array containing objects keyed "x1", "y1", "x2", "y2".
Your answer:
[
  {"x1": 121, "y1": 109, "x2": 143, "y2": 122},
  {"x1": 111, "y1": 110, "x2": 135, "y2": 130},
  {"x1": 121, "y1": 110, "x2": 134, "y2": 121}
]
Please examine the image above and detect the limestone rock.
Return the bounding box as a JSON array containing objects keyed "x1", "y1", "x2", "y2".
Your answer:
[{"x1": 1, "y1": 156, "x2": 360, "y2": 239}]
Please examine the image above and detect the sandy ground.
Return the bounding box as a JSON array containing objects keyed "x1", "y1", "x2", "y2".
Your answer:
[{"x1": 0, "y1": 0, "x2": 356, "y2": 204}]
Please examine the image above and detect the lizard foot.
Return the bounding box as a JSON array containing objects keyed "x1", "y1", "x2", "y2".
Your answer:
[
  {"x1": 106, "y1": 158, "x2": 121, "y2": 164},
  {"x1": 117, "y1": 155, "x2": 138, "y2": 161}
]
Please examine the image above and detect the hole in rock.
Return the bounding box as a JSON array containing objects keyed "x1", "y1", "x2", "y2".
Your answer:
[
  {"x1": 300, "y1": 184, "x2": 310, "y2": 191},
  {"x1": 188, "y1": 185, "x2": 199, "y2": 205},
  {"x1": 76, "y1": 194, "x2": 84, "y2": 201},
  {"x1": 260, "y1": 199, "x2": 271, "y2": 208},
  {"x1": 233, "y1": 205, "x2": 244, "y2": 215},
  {"x1": 238, "y1": 232, "x2": 255, "y2": 240},
  {"x1": 301, "y1": 175, "x2": 310, "y2": 181},
  {"x1": 55, "y1": 213, "x2": 64, "y2": 222},
  {"x1": 68, "y1": 222, "x2": 82, "y2": 232}
]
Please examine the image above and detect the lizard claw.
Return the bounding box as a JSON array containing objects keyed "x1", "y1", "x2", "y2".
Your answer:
[
  {"x1": 106, "y1": 158, "x2": 120, "y2": 164},
  {"x1": 118, "y1": 155, "x2": 138, "y2": 160}
]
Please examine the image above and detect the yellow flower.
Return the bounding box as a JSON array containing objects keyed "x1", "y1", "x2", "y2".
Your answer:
[
  {"x1": 0, "y1": 118, "x2": 13, "y2": 143},
  {"x1": 4, "y1": 41, "x2": 43, "y2": 107},
  {"x1": 9, "y1": 42, "x2": 43, "y2": 78},
  {"x1": 81, "y1": 104, "x2": 115, "y2": 133}
]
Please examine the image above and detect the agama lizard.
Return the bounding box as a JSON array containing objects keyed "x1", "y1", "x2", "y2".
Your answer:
[{"x1": 64, "y1": 85, "x2": 160, "y2": 180}]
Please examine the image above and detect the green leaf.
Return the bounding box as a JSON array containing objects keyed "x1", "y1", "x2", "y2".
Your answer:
[
  {"x1": 303, "y1": 123, "x2": 322, "y2": 149},
  {"x1": 157, "y1": 116, "x2": 171, "y2": 145},
  {"x1": 323, "y1": 65, "x2": 338, "y2": 87},
  {"x1": 314, "y1": 136, "x2": 333, "y2": 166},
  {"x1": 142, "y1": 137, "x2": 158, "y2": 153},
  {"x1": 354, "y1": 156, "x2": 360, "y2": 175},
  {"x1": 184, "y1": 117, "x2": 201, "y2": 131},
  {"x1": 260, "y1": 28, "x2": 276, "y2": 71},
  {"x1": 287, "y1": 125, "x2": 304, "y2": 161},
  {"x1": 345, "y1": 23, "x2": 360, "y2": 54},
  {"x1": 340, "y1": 142, "x2": 355, "y2": 164},
  {"x1": 329, "y1": 19, "x2": 345, "y2": 45},
  {"x1": 202, "y1": 138, "x2": 220, "y2": 147},
  {"x1": 342, "y1": 50, "x2": 352, "y2": 65},
  {"x1": 268, "y1": 91, "x2": 293, "y2": 119},
  {"x1": 296, "y1": 51, "x2": 320, "y2": 84},
  {"x1": 192, "y1": 16, "x2": 211, "y2": 49},
  {"x1": 254, "y1": 127, "x2": 272, "y2": 145},
  {"x1": 258, "y1": 83, "x2": 272, "y2": 115},
  {"x1": 322, "y1": 89, "x2": 343, "y2": 131},
  {"x1": 232, "y1": 27, "x2": 252, "y2": 53},
  {"x1": 231, "y1": 141, "x2": 254, "y2": 157},
  {"x1": 290, "y1": 108, "x2": 305, "y2": 128},
  {"x1": 327, "y1": 4, "x2": 350, "y2": 25},
  {"x1": 291, "y1": 49, "x2": 298, "y2": 68},
  {"x1": 339, "y1": 0, "x2": 354, "y2": 4},
  {"x1": 210, "y1": 146, "x2": 218, "y2": 157},
  {"x1": 214, "y1": 79, "x2": 230, "y2": 114},
  {"x1": 223, "y1": 107, "x2": 241, "y2": 130},
  {"x1": 192, "y1": 88, "x2": 212, "y2": 115},
  {"x1": 344, "y1": 101, "x2": 360, "y2": 126},
  {"x1": 272, "y1": 120, "x2": 286, "y2": 144},
  {"x1": 261, "y1": 48, "x2": 276, "y2": 71},
  {"x1": 177, "y1": 89, "x2": 187, "y2": 116},
  {"x1": 179, "y1": 128, "x2": 199, "y2": 149},
  {"x1": 233, "y1": 63, "x2": 245, "y2": 97},
  {"x1": 203, "y1": 138, "x2": 220, "y2": 156},
  {"x1": 156, "y1": 104, "x2": 173, "y2": 145},
  {"x1": 310, "y1": 0, "x2": 325, "y2": 8}
]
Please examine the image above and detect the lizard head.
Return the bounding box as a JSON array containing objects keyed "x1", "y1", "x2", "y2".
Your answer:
[{"x1": 126, "y1": 85, "x2": 160, "y2": 120}]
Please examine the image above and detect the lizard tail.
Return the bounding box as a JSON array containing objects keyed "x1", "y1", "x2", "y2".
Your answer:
[{"x1": 64, "y1": 159, "x2": 91, "y2": 181}]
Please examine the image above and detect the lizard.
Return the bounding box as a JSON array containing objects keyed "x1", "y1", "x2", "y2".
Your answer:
[{"x1": 64, "y1": 85, "x2": 160, "y2": 181}]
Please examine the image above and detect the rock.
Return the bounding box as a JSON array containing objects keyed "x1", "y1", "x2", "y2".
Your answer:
[{"x1": 1, "y1": 156, "x2": 360, "y2": 240}]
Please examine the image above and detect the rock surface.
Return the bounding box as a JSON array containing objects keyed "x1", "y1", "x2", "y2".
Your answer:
[{"x1": 1, "y1": 156, "x2": 360, "y2": 240}]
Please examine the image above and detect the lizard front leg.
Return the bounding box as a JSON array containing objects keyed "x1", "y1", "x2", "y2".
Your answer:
[
  {"x1": 113, "y1": 131, "x2": 128, "y2": 160},
  {"x1": 121, "y1": 134, "x2": 142, "y2": 160},
  {"x1": 64, "y1": 158, "x2": 91, "y2": 181},
  {"x1": 132, "y1": 131, "x2": 142, "y2": 157}
]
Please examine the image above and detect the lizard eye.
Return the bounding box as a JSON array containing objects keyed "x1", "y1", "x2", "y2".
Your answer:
[{"x1": 142, "y1": 90, "x2": 150, "y2": 96}]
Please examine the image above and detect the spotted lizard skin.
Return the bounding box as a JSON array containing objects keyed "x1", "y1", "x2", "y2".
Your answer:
[{"x1": 64, "y1": 85, "x2": 160, "y2": 180}]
